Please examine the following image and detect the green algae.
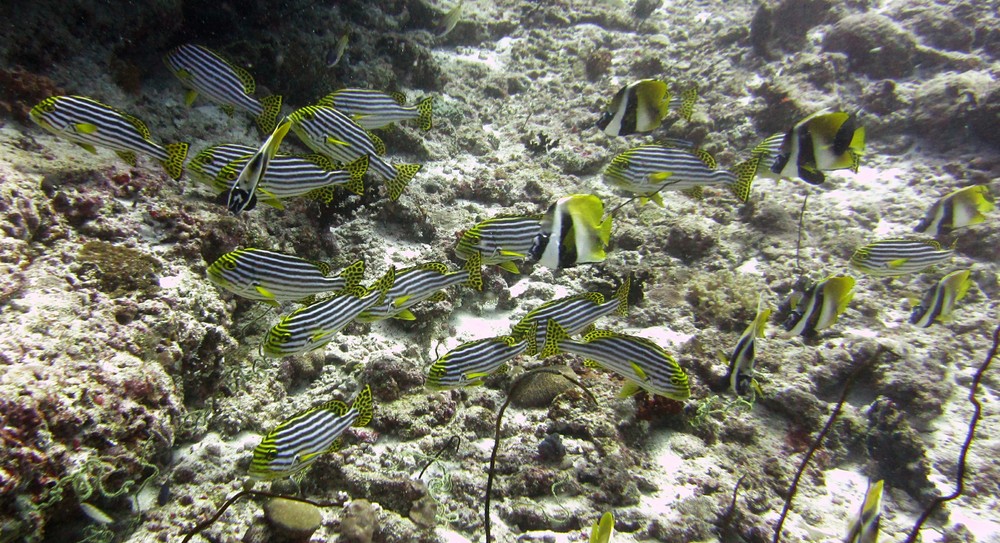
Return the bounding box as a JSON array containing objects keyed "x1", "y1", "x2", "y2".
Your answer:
[{"x1": 77, "y1": 241, "x2": 161, "y2": 297}]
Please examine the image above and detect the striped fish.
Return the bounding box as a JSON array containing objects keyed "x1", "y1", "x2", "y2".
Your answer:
[
  {"x1": 426, "y1": 330, "x2": 535, "y2": 389},
  {"x1": 844, "y1": 480, "x2": 883, "y2": 543},
  {"x1": 536, "y1": 194, "x2": 613, "y2": 269},
  {"x1": 357, "y1": 252, "x2": 482, "y2": 322},
  {"x1": 318, "y1": 89, "x2": 433, "y2": 131},
  {"x1": 596, "y1": 79, "x2": 698, "y2": 136},
  {"x1": 261, "y1": 267, "x2": 396, "y2": 358},
  {"x1": 287, "y1": 104, "x2": 422, "y2": 201},
  {"x1": 29, "y1": 95, "x2": 189, "y2": 179},
  {"x1": 454, "y1": 214, "x2": 544, "y2": 274},
  {"x1": 512, "y1": 277, "x2": 630, "y2": 356},
  {"x1": 163, "y1": 44, "x2": 283, "y2": 134},
  {"x1": 604, "y1": 144, "x2": 754, "y2": 204},
  {"x1": 850, "y1": 239, "x2": 953, "y2": 277},
  {"x1": 249, "y1": 384, "x2": 373, "y2": 480},
  {"x1": 909, "y1": 269, "x2": 973, "y2": 328},
  {"x1": 721, "y1": 296, "x2": 770, "y2": 397},
  {"x1": 207, "y1": 248, "x2": 365, "y2": 306},
  {"x1": 227, "y1": 119, "x2": 292, "y2": 214},
  {"x1": 541, "y1": 320, "x2": 690, "y2": 400},
  {"x1": 782, "y1": 275, "x2": 855, "y2": 337},
  {"x1": 915, "y1": 185, "x2": 994, "y2": 236},
  {"x1": 190, "y1": 143, "x2": 367, "y2": 203},
  {"x1": 735, "y1": 110, "x2": 865, "y2": 185}
]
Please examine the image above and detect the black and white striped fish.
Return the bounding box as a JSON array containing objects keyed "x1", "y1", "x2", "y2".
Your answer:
[
  {"x1": 249, "y1": 384, "x2": 373, "y2": 480},
  {"x1": 287, "y1": 104, "x2": 422, "y2": 201},
  {"x1": 261, "y1": 267, "x2": 396, "y2": 358},
  {"x1": 596, "y1": 79, "x2": 698, "y2": 136},
  {"x1": 357, "y1": 252, "x2": 482, "y2": 322},
  {"x1": 226, "y1": 119, "x2": 292, "y2": 214},
  {"x1": 191, "y1": 143, "x2": 368, "y2": 204},
  {"x1": 454, "y1": 214, "x2": 545, "y2": 274},
  {"x1": 426, "y1": 330, "x2": 535, "y2": 389},
  {"x1": 914, "y1": 185, "x2": 994, "y2": 236},
  {"x1": 29, "y1": 95, "x2": 189, "y2": 179},
  {"x1": 849, "y1": 239, "x2": 953, "y2": 277},
  {"x1": 909, "y1": 269, "x2": 973, "y2": 328},
  {"x1": 163, "y1": 44, "x2": 283, "y2": 134},
  {"x1": 735, "y1": 110, "x2": 865, "y2": 185},
  {"x1": 541, "y1": 320, "x2": 690, "y2": 400},
  {"x1": 207, "y1": 248, "x2": 365, "y2": 306},
  {"x1": 782, "y1": 275, "x2": 855, "y2": 337},
  {"x1": 604, "y1": 144, "x2": 755, "y2": 203},
  {"x1": 318, "y1": 89, "x2": 433, "y2": 131},
  {"x1": 535, "y1": 194, "x2": 613, "y2": 269},
  {"x1": 512, "y1": 277, "x2": 630, "y2": 356},
  {"x1": 721, "y1": 296, "x2": 770, "y2": 397},
  {"x1": 844, "y1": 480, "x2": 883, "y2": 543}
]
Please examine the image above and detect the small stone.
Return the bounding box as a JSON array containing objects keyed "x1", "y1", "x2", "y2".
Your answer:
[
  {"x1": 340, "y1": 499, "x2": 376, "y2": 543},
  {"x1": 408, "y1": 494, "x2": 437, "y2": 528},
  {"x1": 509, "y1": 368, "x2": 575, "y2": 408},
  {"x1": 263, "y1": 498, "x2": 322, "y2": 542}
]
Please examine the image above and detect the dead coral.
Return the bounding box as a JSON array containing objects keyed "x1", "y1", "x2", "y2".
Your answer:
[
  {"x1": 0, "y1": 67, "x2": 64, "y2": 123},
  {"x1": 76, "y1": 241, "x2": 161, "y2": 297}
]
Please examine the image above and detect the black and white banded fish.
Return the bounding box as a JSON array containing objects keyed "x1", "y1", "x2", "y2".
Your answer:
[
  {"x1": 512, "y1": 277, "x2": 630, "y2": 356},
  {"x1": 249, "y1": 384, "x2": 373, "y2": 480},
  {"x1": 541, "y1": 320, "x2": 690, "y2": 400},
  {"x1": 596, "y1": 79, "x2": 698, "y2": 137},
  {"x1": 844, "y1": 480, "x2": 883, "y2": 543},
  {"x1": 287, "y1": 104, "x2": 422, "y2": 201},
  {"x1": 735, "y1": 110, "x2": 865, "y2": 185},
  {"x1": 782, "y1": 275, "x2": 855, "y2": 337},
  {"x1": 357, "y1": 252, "x2": 482, "y2": 322},
  {"x1": 535, "y1": 194, "x2": 613, "y2": 269},
  {"x1": 163, "y1": 44, "x2": 283, "y2": 134},
  {"x1": 915, "y1": 185, "x2": 994, "y2": 236},
  {"x1": 909, "y1": 269, "x2": 973, "y2": 328},
  {"x1": 437, "y1": 0, "x2": 464, "y2": 38},
  {"x1": 29, "y1": 95, "x2": 189, "y2": 179},
  {"x1": 720, "y1": 296, "x2": 770, "y2": 398},
  {"x1": 318, "y1": 89, "x2": 433, "y2": 131},
  {"x1": 454, "y1": 214, "x2": 545, "y2": 274},
  {"x1": 261, "y1": 267, "x2": 396, "y2": 358},
  {"x1": 327, "y1": 32, "x2": 349, "y2": 67},
  {"x1": 227, "y1": 119, "x2": 292, "y2": 214},
  {"x1": 426, "y1": 329, "x2": 536, "y2": 389},
  {"x1": 604, "y1": 144, "x2": 754, "y2": 204},
  {"x1": 207, "y1": 248, "x2": 365, "y2": 306},
  {"x1": 190, "y1": 143, "x2": 368, "y2": 203},
  {"x1": 849, "y1": 239, "x2": 953, "y2": 277}
]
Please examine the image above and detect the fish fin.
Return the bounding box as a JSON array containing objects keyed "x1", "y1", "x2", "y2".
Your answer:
[
  {"x1": 630, "y1": 361, "x2": 649, "y2": 381},
  {"x1": 613, "y1": 276, "x2": 630, "y2": 317},
  {"x1": 729, "y1": 159, "x2": 757, "y2": 202},
  {"x1": 351, "y1": 385, "x2": 374, "y2": 427},
  {"x1": 74, "y1": 123, "x2": 99, "y2": 135},
  {"x1": 598, "y1": 215, "x2": 613, "y2": 245},
  {"x1": 394, "y1": 294, "x2": 413, "y2": 307},
  {"x1": 677, "y1": 85, "x2": 698, "y2": 121},
  {"x1": 393, "y1": 309, "x2": 417, "y2": 320},
  {"x1": 221, "y1": 104, "x2": 235, "y2": 117},
  {"x1": 305, "y1": 187, "x2": 337, "y2": 203},
  {"x1": 388, "y1": 91, "x2": 407, "y2": 105},
  {"x1": 464, "y1": 251, "x2": 483, "y2": 291},
  {"x1": 184, "y1": 89, "x2": 198, "y2": 107},
  {"x1": 230, "y1": 63, "x2": 257, "y2": 95},
  {"x1": 345, "y1": 155, "x2": 368, "y2": 195},
  {"x1": 256, "y1": 95, "x2": 283, "y2": 134},
  {"x1": 325, "y1": 135, "x2": 351, "y2": 147},
  {"x1": 254, "y1": 285, "x2": 277, "y2": 302},
  {"x1": 371, "y1": 266, "x2": 397, "y2": 305},
  {"x1": 385, "y1": 163, "x2": 421, "y2": 201},
  {"x1": 683, "y1": 187, "x2": 703, "y2": 200},
  {"x1": 583, "y1": 359, "x2": 603, "y2": 369},
  {"x1": 339, "y1": 259, "x2": 366, "y2": 289},
  {"x1": 540, "y1": 318, "x2": 568, "y2": 358},
  {"x1": 693, "y1": 148, "x2": 717, "y2": 169},
  {"x1": 590, "y1": 512, "x2": 614, "y2": 543},
  {"x1": 427, "y1": 291, "x2": 448, "y2": 303},
  {"x1": 618, "y1": 381, "x2": 641, "y2": 398},
  {"x1": 649, "y1": 172, "x2": 673, "y2": 183},
  {"x1": 368, "y1": 132, "x2": 387, "y2": 155},
  {"x1": 73, "y1": 142, "x2": 97, "y2": 154},
  {"x1": 887, "y1": 258, "x2": 909, "y2": 268},
  {"x1": 651, "y1": 192, "x2": 664, "y2": 206},
  {"x1": 417, "y1": 96, "x2": 434, "y2": 131},
  {"x1": 161, "y1": 142, "x2": 189, "y2": 180},
  {"x1": 953, "y1": 270, "x2": 973, "y2": 302},
  {"x1": 120, "y1": 112, "x2": 153, "y2": 139},
  {"x1": 115, "y1": 150, "x2": 137, "y2": 166},
  {"x1": 498, "y1": 261, "x2": 521, "y2": 274}
]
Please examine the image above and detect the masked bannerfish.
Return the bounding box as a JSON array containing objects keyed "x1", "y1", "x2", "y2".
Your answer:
[{"x1": 596, "y1": 79, "x2": 698, "y2": 136}]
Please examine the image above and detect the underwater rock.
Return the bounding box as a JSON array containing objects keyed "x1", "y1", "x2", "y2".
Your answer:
[
  {"x1": 340, "y1": 498, "x2": 376, "y2": 543},
  {"x1": 866, "y1": 398, "x2": 939, "y2": 502},
  {"x1": 823, "y1": 13, "x2": 918, "y2": 78},
  {"x1": 361, "y1": 354, "x2": 426, "y2": 402},
  {"x1": 264, "y1": 497, "x2": 322, "y2": 542},
  {"x1": 408, "y1": 494, "x2": 437, "y2": 529},
  {"x1": 894, "y1": 0, "x2": 975, "y2": 52},
  {"x1": 536, "y1": 433, "x2": 566, "y2": 462},
  {"x1": 509, "y1": 367, "x2": 576, "y2": 408}
]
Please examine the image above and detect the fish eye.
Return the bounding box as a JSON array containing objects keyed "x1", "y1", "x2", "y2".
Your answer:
[{"x1": 223, "y1": 260, "x2": 237, "y2": 270}]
